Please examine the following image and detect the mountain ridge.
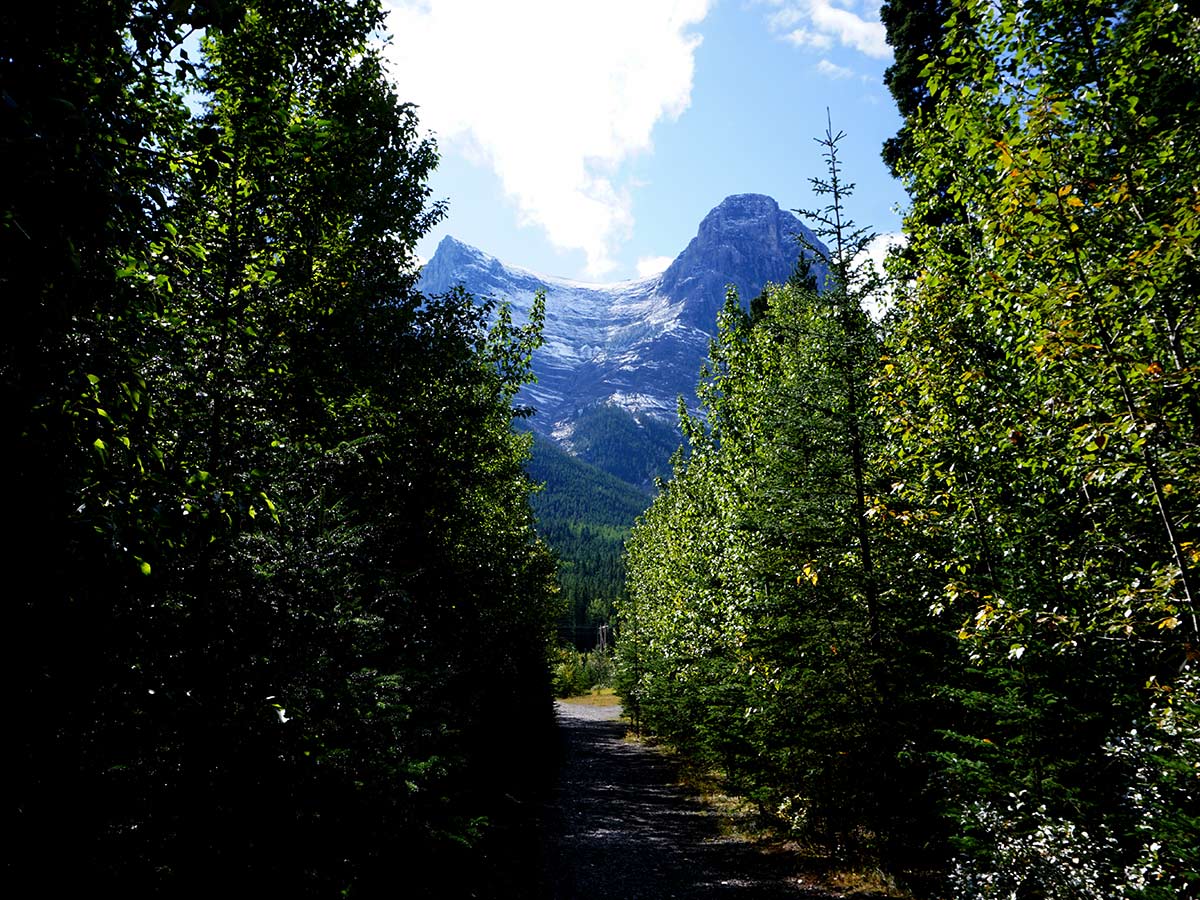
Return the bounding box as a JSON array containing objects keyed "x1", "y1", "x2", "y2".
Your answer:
[{"x1": 418, "y1": 193, "x2": 828, "y2": 452}]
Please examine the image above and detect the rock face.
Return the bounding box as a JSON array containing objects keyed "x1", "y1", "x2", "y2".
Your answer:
[
  {"x1": 417, "y1": 194, "x2": 827, "y2": 481},
  {"x1": 660, "y1": 193, "x2": 823, "y2": 330},
  {"x1": 420, "y1": 236, "x2": 700, "y2": 428}
]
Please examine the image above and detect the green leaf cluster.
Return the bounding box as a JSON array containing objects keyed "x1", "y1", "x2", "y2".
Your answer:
[
  {"x1": 5, "y1": 2, "x2": 557, "y2": 894},
  {"x1": 881, "y1": 0, "x2": 1200, "y2": 894}
]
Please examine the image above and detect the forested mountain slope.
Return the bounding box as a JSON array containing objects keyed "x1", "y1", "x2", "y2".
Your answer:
[{"x1": 525, "y1": 432, "x2": 651, "y2": 644}]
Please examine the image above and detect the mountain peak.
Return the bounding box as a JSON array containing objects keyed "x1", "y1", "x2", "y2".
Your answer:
[
  {"x1": 660, "y1": 194, "x2": 825, "y2": 328},
  {"x1": 707, "y1": 192, "x2": 783, "y2": 216},
  {"x1": 416, "y1": 194, "x2": 828, "y2": 448},
  {"x1": 429, "y1": 234, "x2": 491, "y2": 263},
  {"x1": 421, "y1": 234, "x2": 547, "y2": 297}
]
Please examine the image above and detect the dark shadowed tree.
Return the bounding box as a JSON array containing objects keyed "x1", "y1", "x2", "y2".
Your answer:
[{"x1": 5, "y1": 2, "x2": 558, "y2": 895}]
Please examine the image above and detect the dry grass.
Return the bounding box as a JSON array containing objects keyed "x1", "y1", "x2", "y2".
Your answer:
[{"x1": 558, "y1": 686, "x2": 621, "y2": 707}]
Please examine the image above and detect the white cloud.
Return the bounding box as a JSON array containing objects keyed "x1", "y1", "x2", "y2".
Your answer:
[
  {"x1": 854, "y1": 231, "x2": 906, "y2": 318},
  {"x1": 815, "y1": 58, "x2": 856, "y2": 79},
  {"x1": 636, "y1": 255, "x2": 675, "y2": 278},
  {"x1": 764, "y1": 0, "x2": 890, "y2": 59},
  {"x1": 784, "y1": 27, "x2": 834, "y2": 51},
  {"x1": 383, "y1": 1, "x2": 710, "y2": 277},
  {"x1": 857, "y1": 231, "x2": 905, "y2": 275}
]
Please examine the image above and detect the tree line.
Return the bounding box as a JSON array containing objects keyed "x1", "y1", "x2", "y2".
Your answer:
[
  {"x1": 5, "y1": 1, "x2": 557, "y2": 895},
  {"x1": 617, "y1": 1, "x2": 1200, "y2": 896}
]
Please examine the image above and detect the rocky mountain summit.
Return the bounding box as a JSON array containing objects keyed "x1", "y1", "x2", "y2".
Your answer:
[
  {"x1": 661, "y1": 193, "x2": 824, "y2": 330},
  {"x1": 418, "y1": 194, "x2": 826, "y2": 486}
]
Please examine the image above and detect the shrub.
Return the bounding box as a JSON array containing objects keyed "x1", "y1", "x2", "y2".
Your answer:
[{"x1": 552, "y1": 646, "x2": 614, "y2": 697}]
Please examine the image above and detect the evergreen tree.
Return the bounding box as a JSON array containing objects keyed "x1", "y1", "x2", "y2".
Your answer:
[{"x1": 880, "y1": 0, "x2": 956, "y2": 176}]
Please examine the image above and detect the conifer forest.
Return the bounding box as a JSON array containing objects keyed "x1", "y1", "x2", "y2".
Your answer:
[{"x1": 5, "y1": 0, "x2": 1199, "y2": 897}]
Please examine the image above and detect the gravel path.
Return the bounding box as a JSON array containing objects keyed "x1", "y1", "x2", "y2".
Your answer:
[{"x1": 538, "y1": 700, "x2": 830, "y2": 899}]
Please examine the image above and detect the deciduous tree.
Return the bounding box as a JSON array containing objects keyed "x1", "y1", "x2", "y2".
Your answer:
[
  {"x1": 881, "y1": 0, "x2": 1200, "y2": 892},
  {"x1": 6, "y1": 3, "x2": 558, "y2": 894}
]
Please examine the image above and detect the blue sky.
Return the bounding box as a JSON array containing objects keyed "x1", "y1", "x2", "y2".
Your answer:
[{"x1": 383, "y1": 0, "x2": 907, "y2": 283}]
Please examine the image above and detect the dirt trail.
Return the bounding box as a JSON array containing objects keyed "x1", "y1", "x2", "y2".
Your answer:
[{"x1": 537, "y1": 699, "x2": 830, "y2": 899}]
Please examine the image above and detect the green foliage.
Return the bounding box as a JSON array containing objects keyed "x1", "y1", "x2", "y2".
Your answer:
[
  {"x1": 621, "y1": 8, "x2": 1200, "y2": 878},
  {"x1": 551, "y1": 646, "x2": 616, "y2": 698},
  {"x1": 618, "y1": 126, "x2": 948, "y2": 865},
  {"x1": 1110, "y1": 672, "x2": 1200, "y2": 898},
  {"x1": 6, "y1": 2, "x2": 557, "y2": 894},
  {"x1": 879, "y1": 0, "x2": 1200, "y2": 893},
  {"x1": 880, "y1": 0, "x2": 958, "y2": 176},
  {"x1": 526, "y1": 430, "x2": 652, "y2": 642}
]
